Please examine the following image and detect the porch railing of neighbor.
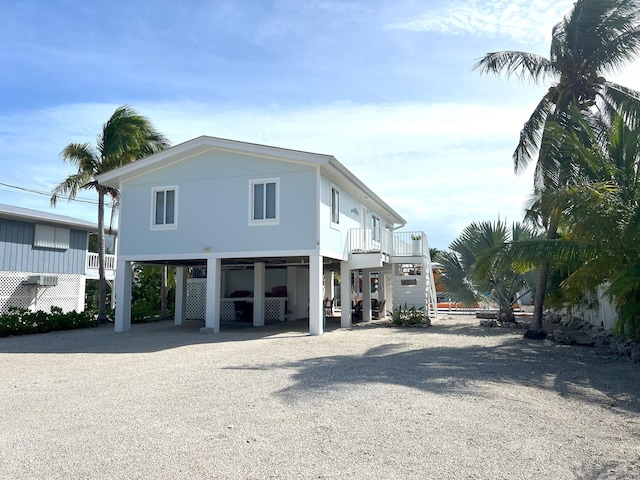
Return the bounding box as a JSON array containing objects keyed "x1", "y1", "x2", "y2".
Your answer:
[{"x1": 86, "y1": 253, "x2": 117, "y2": 273}]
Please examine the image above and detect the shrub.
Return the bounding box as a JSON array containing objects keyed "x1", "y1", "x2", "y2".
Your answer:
[
  {"x1": 131, "y1": 299, "x2": 159, "y2": 323},
  {"x1": 387, "y1": 304, "x2": 431, "y2": 327},
  {"x1": 0, "y1": 306, "x2": 97, "y2": 337}
]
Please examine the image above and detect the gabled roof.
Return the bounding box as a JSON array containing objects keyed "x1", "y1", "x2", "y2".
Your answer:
[
  {"x1": 0, "y1": 204, "x2": 112, "y2": 233},
  {"x1": 95, "y1": 136, "x2": 406, "y2": 226}
]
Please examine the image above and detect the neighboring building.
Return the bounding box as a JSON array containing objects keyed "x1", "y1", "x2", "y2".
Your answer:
[
  {"x1": 96, "y1": 136, "x2": 437, "y2": 335},
  {"x1": 0, "y1": 204, "x2": 116, "y2": 314}
]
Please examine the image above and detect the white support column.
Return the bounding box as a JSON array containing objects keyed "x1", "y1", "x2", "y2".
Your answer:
[
  {"x1": 201, "y1": 257, "x2": 221, "y2": 334},
  {"x1": 253, "y1": 262, "x2": 265, "y2": 327},
  {"x1": 77, "y1": 278, "x2": 86, "y2": 312},
  {"x1": 362, "y1": 269, "x2": 372, "y2": 322},
  {"x1": 309, "y1": 253, "x2": 323, "y2": 335},
  {"x1": 287, "y1": 266, "x2": 297, "y2": 320},
  {"x1": 174, "y1": 266, "x2": 187, "y2": 325},
  {"x1": 382, "y1": 273, "x2": 390, "y2": 317},
  {"x1": 340, "y1": 261, "x2": 351, "y2": 328},
  {"x1": 114, "y1": 260, "x2": 132, "y2": 332}
]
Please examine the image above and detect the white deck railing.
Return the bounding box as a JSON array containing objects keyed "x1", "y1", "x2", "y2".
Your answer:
[
  {"x1": 347, "y1": 228, "x2": 394, "y2": 255},
  {"x1": 86, "y1": 253, "x2": 117, "y2": 275},
  {"x1": 348, "y1": 229, "x2": 426, "y2": 257},
  {"x1": 392, "y1": 231, "x2": 426, "y2": 256}
]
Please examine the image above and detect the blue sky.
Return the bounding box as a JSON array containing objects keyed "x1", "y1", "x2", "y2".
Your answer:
[{"x1": 2, "y1": 0, "x2": 640, "y2": 249}]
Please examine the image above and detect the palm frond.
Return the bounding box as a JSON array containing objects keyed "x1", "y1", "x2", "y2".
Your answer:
[
  {"x1": 600, "y1": 82, "x2": 640, "y2": 123},
  {"x1": 98, "y1": 105, "x2": 170, "y2": 170},
  {"x1": 442, "y1": 219, "x2": 538, "y2": 310},
  {"x1": 60, "y1": 142, "x2": 99, "y2": 172},
  {"x1": 50, "y1": 172, "x2": 94, "y2": 205},
  {"x1": 583, "y1": 0, "x2": 640, "y2": 71},
  {"x1": 472, "y1": 51, "x2": 557, "y2": 83},
  {"x1": 513, "y1": 97, "x2": 554, "y2": 173},
  {"x1": 437, "y1": 250, "x2": 480, "y2": 306}
]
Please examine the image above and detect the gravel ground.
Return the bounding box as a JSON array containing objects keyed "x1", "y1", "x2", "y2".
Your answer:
[{"x1": 1, "y1": 314, "x2": 639, "y2": 480}]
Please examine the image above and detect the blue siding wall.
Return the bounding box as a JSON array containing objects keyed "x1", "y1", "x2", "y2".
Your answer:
[
  {"x1": 0, "y1": 219, "x2": 88, "y2": 274},
  {"x1": 118, "y1": 149, "x2": 319, "y2": 257}
]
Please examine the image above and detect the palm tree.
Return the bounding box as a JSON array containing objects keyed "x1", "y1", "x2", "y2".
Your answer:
[
  {"x1": 474, "y1": 0, "x2": 640, "y2": 334},
  {"x1": 437, "y1": 219, "x2": 538, "y2": 323},
  {"x1": 498, "y1": 107, "x2": 640, "y2": 339},
  {"x1": 51, "y1": 106, "x2": 169, "y2": 322}
]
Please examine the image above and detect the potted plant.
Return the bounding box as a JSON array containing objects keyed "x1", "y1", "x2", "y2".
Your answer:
[{"x1": 411, "y1": 233, "x2": 422, "y2": 254}]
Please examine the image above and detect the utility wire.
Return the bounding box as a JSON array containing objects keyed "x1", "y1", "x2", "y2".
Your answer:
[{"x1": 0, "y1": 182, "x2": 114, "y2": 207}]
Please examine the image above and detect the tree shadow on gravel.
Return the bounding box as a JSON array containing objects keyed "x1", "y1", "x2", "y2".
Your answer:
[{"x1": 271, "y1": 337, "x2": 640, "y2": 415}]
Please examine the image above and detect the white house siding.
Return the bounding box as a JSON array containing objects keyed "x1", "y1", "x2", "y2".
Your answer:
[
  {"x1": 391, "y1": 273, "x2": 427, "y2": 311},
  {"x1": 117, "y1": 150, "x2": 319, "y2": 257},
  {"x1": 318, "y1": 174, "x2": 364, "y2": 259},
  {"x1": 0, "y1": 271, "x2": 85, "y2": 314}
]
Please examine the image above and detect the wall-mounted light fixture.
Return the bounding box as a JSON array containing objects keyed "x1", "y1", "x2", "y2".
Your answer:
[
  {"x1": 351, "y1": 207, "x2": 359, "y2": 216},
  {"x1": 203, "y1": 246, "x2": 211, "y2": 252}
]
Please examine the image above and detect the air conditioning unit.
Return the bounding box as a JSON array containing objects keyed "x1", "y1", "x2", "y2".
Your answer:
[{"x1": 24, "y1": 275, "x2": 58, "y2": 286}]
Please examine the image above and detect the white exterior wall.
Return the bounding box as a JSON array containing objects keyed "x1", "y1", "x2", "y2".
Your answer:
[
  {"x1": 318, "y1": 174, "x2": 393, "y2": 259},
  {"x1": 118, "y1": 150, "x2": 319, "y2": 257},
  {"x1": 568, "y1": 286, "x2": 619, "y2": 332},
  {"x1": 391, "y1": 273, "x2": 427, "y2": 311},
  {"x1": 318, "y1": 175, "x2": 362, "y2": 259}
]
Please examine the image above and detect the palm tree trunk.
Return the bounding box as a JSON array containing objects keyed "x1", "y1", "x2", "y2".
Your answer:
[
  {"x1": 161, "y1": 265, "x2": 168, "y2": 319},
  {"x1": 528, "y1": 219, "x2": 558, "y2": 336},
  {"x1": 97, "y1": 188, "x2": 108, "y2": 322},
  {"x1": 531, "y1": 261, "x2": 550, "y2": 330}
]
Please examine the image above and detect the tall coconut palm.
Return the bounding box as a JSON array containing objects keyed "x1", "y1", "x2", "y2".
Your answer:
[
  {"x1": 437, "y1": 219, "x2": 538, "y2": 323},
  {"x1": 473, "y1": 0, "x2": 640, "y2": 334},
  {"x1": 51, "y1": 106, "x2": 169, "y2": 322}
]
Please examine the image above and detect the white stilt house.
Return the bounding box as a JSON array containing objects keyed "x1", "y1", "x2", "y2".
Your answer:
[{"x1": 96, "y1": 136, "x2": 436, "y2": 335}]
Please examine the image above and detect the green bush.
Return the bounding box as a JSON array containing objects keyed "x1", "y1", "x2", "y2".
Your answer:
[
  {"x1": 0, "y1": 306, "x2": 98, "y2": 337},
  {"x1": 131, "y1": 299, "x2": 160, "y2": 323},
  {"x1": 387, "y1": 304, "x2": 431, "y2": 327}
]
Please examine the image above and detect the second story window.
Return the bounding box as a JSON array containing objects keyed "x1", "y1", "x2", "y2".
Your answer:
[
  {"x1": 250, "y1": 178, "x2": 279, "y2": 225},
  {"x1": 331, "y1": 187, "x2": 340, "y2": 227},
  {"x1": 152, "y1": 186, "x2": 177, "y2": 230}
]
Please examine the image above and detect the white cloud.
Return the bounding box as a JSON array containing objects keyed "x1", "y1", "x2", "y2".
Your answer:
[{"x1": 391, "y1": 0, "x2": 574, "y2": 46}]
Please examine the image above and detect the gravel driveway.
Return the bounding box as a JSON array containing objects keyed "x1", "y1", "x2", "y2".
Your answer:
[{"x1": 1, "y1": 315, "x2": 638, "y2": 479}]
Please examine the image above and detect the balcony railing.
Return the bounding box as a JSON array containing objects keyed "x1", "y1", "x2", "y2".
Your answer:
[
  {"x1": 392, "y1": 231, "x2": 426, "y2": 256},
  {"x1": 348, "y1": 229, "x2": 427, "y2": 257},
  {"x1": 347, "y1": 228, "x2": 394, "y2": 255},
  {"x1": 86, "y1": 252, "x2": 117, "y2": 279}
]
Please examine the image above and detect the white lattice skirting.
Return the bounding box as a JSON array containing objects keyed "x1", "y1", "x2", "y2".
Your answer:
[
  {"x1": 0, "y1": 271, "x2": 85, "y2": 314},
  {"x1": 185, "y1": 280, "x2": 286, "y2": 321},
  {"x1": 186, "y1": 280, "x2": 207, "y2": 320}
]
